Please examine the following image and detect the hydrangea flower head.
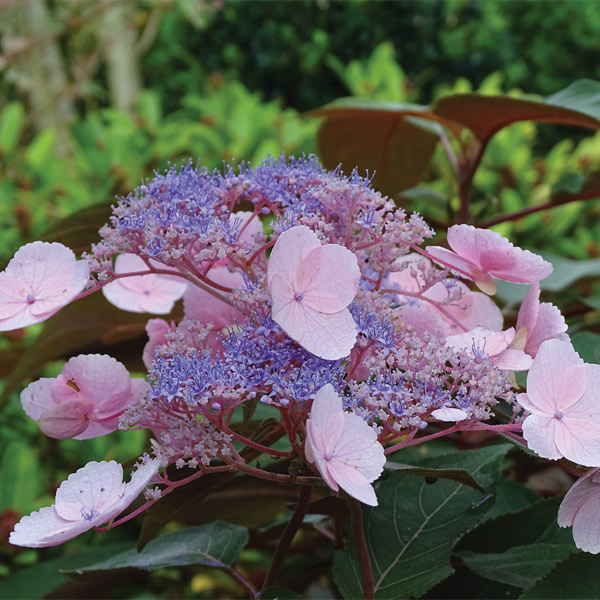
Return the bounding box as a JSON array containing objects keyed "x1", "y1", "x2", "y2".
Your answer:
[
  {"x1": 20, "y1": 354, "x2": 148, "y2": 439},
  {"x1": 10, "y1": 459, "x2": 159, "y2": 548},
  {"x1": 517, "y1": 339, "x2": 600, "y2": 466},
  {"x1": 305, "y1": 384, "x2": 385, "y2": 506},
  {"x1": 427, "y1": 225, "x2": 553, "y2": 294},
  {"x1": 267, "y1": 225, "x2": 360, "y2": 360},
  {"x1": 0, "y1": 241, "x2": 89, "y2": 331}
]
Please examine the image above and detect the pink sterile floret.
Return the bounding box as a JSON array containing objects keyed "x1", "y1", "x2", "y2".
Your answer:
[
  {"x1": 558, "y1": 468, "x2": 600, "y2": 554},
  {"x1": 267, "y1": 225, "x2": 360, "y2": 360},
  {"x1": 102, "y1": 254, "x2": 187, "y2": 314},
  {"x1": 389, "y1": 255, "x2": 503, "y2": 336},
  {"x1": 20, "y1": 354, "x2": 148, "y2": 440},
  {"x1": 9, "y1": 459, "x2": 159, "y2": 548},
  {"x1": 305, "y1": 384, "x2": 386, "y2": 506},
  {"x1": 431, "y1": 407, "x2": 469, "y2": 422},
  {"x1": 516, "y1": 282, "x2": 568, "y2": 358},
  {"x1": 0, "y1": 241, "x2": 89, "y2": 331},
  {"x1": 426, "y1": 224, "x2": 553, "y2": 295},
  {"x1": 446, "y1": 326, "x2": 533, "y2": 372},
  {"x1": 517, "y1": 339, "x2": 600, "y2": 466}
]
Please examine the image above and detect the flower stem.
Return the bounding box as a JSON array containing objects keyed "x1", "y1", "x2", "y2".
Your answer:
[
  {"x1": 262, "y1": 484, "x2": 312, "y2": 590},
  {"x1": 348, "y1": 497, "x2": 374, "y2": 600}
]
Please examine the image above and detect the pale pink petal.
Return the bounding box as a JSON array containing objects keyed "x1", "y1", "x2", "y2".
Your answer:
[
  {"x1": 20, "y1": 378, "x2": 57, "y2": 421},
  {"x1": 570, "y1": 490, "x2": 600, "y2": 553},
  {"x1": 61, "y1": 354, "x2": 132, "y2": 418},
  {"x1": 424, "y1": 281, "x2": 503, "y2": 333},
  {"x1": 234, "y1": 211, "x2": 264, "y2": 244},
  {"x1": 55, "y1": 461, "x2": 126, "y2": 520},
  {"x1": 183, "y1": 267, "x2": 244, "y2": 327},
  {"x1": 522, "y1": 414, "x2": 562, "y2": 460},
  {"x1": 102, "y1": 254, "x2": 186, "y2": 314},
  {"x1": 446, "y1": 327, "x2": 514, "y2": 359},
  {"x1": 388, "y1": 254, "x2": 430, "y2": 292},
  {"x1": 298, "y1": 306, "x2": 357, "y2": 360},
  {"x1": 447, "y1": 225, "x2": 553, "y2": 284},
  {"x1": 0, "y1": 242, "x2": 88, "y2": 330},
  {"x1": 555, "y1": 418, "x2": 600, "y2": 467},
  {"x1": 305, "y1": 385, "x2": 385, "y2": 505},
  {"x1": 400, "y1": 303, "x2": 448, "y2": 336},
  {"x1": 516, "y1": 283, "x2": 541, "y2": 338},
  {"x1": 143, "y1": 318, "x2": 174, "y2": 370},
  {"x1": 307, "y1": 384, "x2": 345, "y2": 460},
  {"x1": 271, "y1": 273, "x2": 305, "y2": 340},
  {"x1": 267, "y1": 226, "x2": 321, "y2": 293},
  {"x1": 334, "y1": 412, "x2": 385, "y2": 482},
  {"x1": 107, "y1": 459, "x2": 160, "y2": 519},
  {"x1": 431, "y1": 407, "x2": 469, "y2": 422},
  {"x1": 426, "y1": 245, "x2": 483, "y2": 280},
  {"x1": 299, "y1": 245, "x2": 360, "y2": 313},
  {"x1": 516, "y1": 283, "x2": 568, "y2": 357},
  {"x1": 526, "y1": 340, "x2": 584, "y2": 414},
  {"x1": 493, "y1": 348, "x2": 533, "y2": 371},
  {"x1": 516, "y1": 393, "x2": 545, "y2": 416},
  {"x1": 327, "y1": 461, "x2": 378, "y2": 506},
  {"x1": 565, "y1": 365, "x2": 600, "y2": 416},
  {"x1": 9, "y1": 506, "x2": 95, "y2": 548},
  {"x1": 558, "y1": 469, "x2": 599, "y2": 527},
  {"x1": 38, "y1": 398, "x2": 92, "y2": 439}
]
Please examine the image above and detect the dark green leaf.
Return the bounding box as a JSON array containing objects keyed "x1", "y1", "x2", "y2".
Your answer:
[
  {"x1": 68, "y1": 523, "x2": 248, "y2": 575},
  {"x1": 520, "y1": 552, "x2": 600, "y2": 599},
  {"x1": 384, "y1": 461, "x2": 484, "y2": 492},
  {"x1": 432, "y1": 80, "x2": 600, "y2": 143},
  {"x1": 0, "y1": 442, "x2": 44, "y2": 513},
  {"x1": 537, "y1": 254, "x2": 600, "y2": 292},
  {"x1": 334, "y1": 445, "x2": 510, "y2": 599},
  {"x1": 0, "y1": 543, "x2": 131, "y2": 600},
  {"x1": 458, "y1": 544, "x2": 576, "y2": 589},
  {"x1": 457, "y1": 497, "x2": 574, "y2": 555},
  {"x1": 311, "y1": 98, "x2": 440, "y2": 197},
  {"x1": 571, "y1": 332, "x2": 600, "y2": 365},
  {"x1": 482, "y1": 477, "x2": 538, "y2": 521}
]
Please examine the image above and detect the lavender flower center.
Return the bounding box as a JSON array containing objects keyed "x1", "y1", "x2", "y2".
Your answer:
[{"x1": 26, "y1": 294, "x2": 35, "y2": 304}]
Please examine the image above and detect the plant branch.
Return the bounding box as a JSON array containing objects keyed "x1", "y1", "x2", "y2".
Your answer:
[
  {"x1": 477, "y1": 192, "x2": 599, "y2": 228},
  {"x1": 347, "y1": 497, "x2": 374, "y2": 600},
  {"x1": 262, "y1": 485, "x2": 313, "y2": 589}
]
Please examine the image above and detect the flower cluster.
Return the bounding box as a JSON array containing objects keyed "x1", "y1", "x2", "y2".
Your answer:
[{"x1": 3, "y1": 154, "x2": 597, "y2": 554}]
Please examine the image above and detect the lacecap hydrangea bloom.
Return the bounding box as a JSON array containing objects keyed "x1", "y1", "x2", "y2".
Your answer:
[{"x1": 4, "y1": 154, "x2": 595, "y2": 554}]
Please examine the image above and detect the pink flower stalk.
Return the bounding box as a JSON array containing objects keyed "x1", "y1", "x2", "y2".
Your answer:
[
  {"x1": 267, "y1": 225, "x2": 360, "y2": 360},
  {"x1": 0, "y1": 241, "x2": 89, "y2": 331},
  {"x1": 305, "y1": 384, "x2": 385, "y2": 506},
  {"x1": 517, "y1": 339, "x2": 600, "y2": 466},
  {"x1": 20, "y1": 354, "x2": 148, "y2": 439},
  {"x1": 516, "y1": 282, "x2": 568, "y2": 357},
  {"x1": 102, "y1": 254, "x2": 187, "y2": 314},
  {"x1": 446, "y1": 326, "x2": 533, "y2": 371},
  {"x1": 9, "y1": 459, "x2": 159, "y2": 548},
  {"x1": 426, "y1": 224, "x2": 553, "y2": 295},
  {"x1": 558, "y1": 468, "x2": 600, "y2": 554}
]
